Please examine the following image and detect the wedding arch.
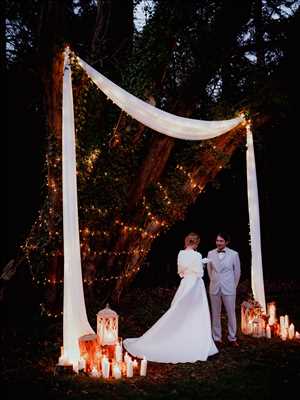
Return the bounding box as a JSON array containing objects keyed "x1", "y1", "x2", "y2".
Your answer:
[{"x1": 61, "y1": 49, "x2": 266, "y2": 368}]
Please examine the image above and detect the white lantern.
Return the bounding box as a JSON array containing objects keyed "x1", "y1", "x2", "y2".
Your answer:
[{"x1": 97, "y1": 303, "x2": 119, "y2": 346}]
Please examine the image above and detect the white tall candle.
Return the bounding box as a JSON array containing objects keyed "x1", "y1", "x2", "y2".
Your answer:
[
  {"x1": 279, "y1": 316, "x2": 285, "y2": 335},
  {"x1": 101, "y1": 356, "x2": 110, "y2": 379},
  {"x1": 288, "y1": 323, "x2": 295, "y2": 339},
  {"x1": 140, "y1": 356, "x2": 147, "y2": 376},
  {"x1": 281, "y1": 330, "x2": 287, "y2": 341},
  {"x1": 126, "y1": 359, "x2": 133, "y2": 378},
  {"x1": 266, "y1": 324, "x2": 271, "y2": 339},
  {"x1": 284, "y1": 315, "x2": 289, "y2": 329},
  {"x1": 124, "y1": 352, "x2": 130, "y2": 364},
  {"x1": 115, "y1": 341, "x2": 123, "y2": 363},
  {"x1": 78, "y1": 357, "x2": 86, "y2": 371},
  {"x1": 90, "y1": 366, "x2": 100, "y2": 378},
  {"x1": 112, "y1": 363, "x2": 122, "y2": 379},
  {"x1": 268, "y1": 302, "x2": 276, "y2": 326}
]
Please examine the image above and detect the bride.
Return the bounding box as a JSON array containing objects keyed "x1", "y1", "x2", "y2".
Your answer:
[{"x1": 123, "y1": 232, "x2": 218, "y2": 363}]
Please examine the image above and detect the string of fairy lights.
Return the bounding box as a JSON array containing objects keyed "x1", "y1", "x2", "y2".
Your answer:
[
  {"x1": 21, "y1": 56, "x2": 248, "y2": 319},
  {"x1": 22, "y1": 148, "x2": 228, "y2": 288}
]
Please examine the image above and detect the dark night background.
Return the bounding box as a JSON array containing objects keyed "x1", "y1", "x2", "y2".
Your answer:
[{"x1": 3, "y1": 0, "x2": 300, "y2": 296}]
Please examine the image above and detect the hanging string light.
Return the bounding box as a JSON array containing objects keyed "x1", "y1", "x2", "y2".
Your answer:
[{"x1": 175, "y1": 164, "x2": 204, "y2": 192}]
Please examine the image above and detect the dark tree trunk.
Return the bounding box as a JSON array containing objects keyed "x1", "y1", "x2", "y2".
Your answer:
[
  {"x1": 111, "y1": 124, "x2": 245, "y2": 303},
  {"x1": 37, "y1": 0, "x2": 69, "y2": 312}
]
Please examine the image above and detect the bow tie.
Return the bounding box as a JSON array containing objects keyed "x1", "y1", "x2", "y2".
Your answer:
[{"x1": 217, "y1": 250, "x2": 225, "y2": 253}]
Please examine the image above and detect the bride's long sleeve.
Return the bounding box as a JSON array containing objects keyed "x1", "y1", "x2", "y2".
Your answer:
[{"x1": 190, "y1": 253, "x2": 204, "y2": 278}]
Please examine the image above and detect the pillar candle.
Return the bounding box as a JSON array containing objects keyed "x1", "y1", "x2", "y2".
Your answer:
[
  {"x1": 90, "y1": 366, "x2": 100, "y2": 378},
  {"x1": 288, "y1": 323, "x2": 295, "y2": 339},
  {"x1": 281, "y1": 330, "x2": 287, "y2": 341},
  {"x1": 58, "y1": 355, "x2": 65, "y2": 366},
  {"x1": 279, "y1": 316, "x2": 285, "y2": 335},
  {"x1": 284, "y1": 315, "x2": 289, "y2": 329},
  {"x1": 268, "y1": 302, "x2": 276, "y2": 326},
  {"x1": 78, "y1": 357, "x2": 86, "y2": 371},
  {"x1": 140, "y1": 356, "x2": 147, "y2": 376},
  {"x1": 295, "y1": 331, "x2": 300, "y2": 339},
  {"x1": 112, "y1": 363, "x2": 122, "y2": 379},
  {"x1": 126, "y1": 359, "x2": 133, "y2": 378},
  {"x1": 101, "y1": 356, "x2": 110, "y2": 379},
  {"x1": 124, "y1": 352, "x2": 130, "y2": 364},
  {"x1": 266, "y1": 324, "x2": 271, "y2": 339},
  {"x1": 115, "y1": 341, "x2": 123, "y2": 363}
]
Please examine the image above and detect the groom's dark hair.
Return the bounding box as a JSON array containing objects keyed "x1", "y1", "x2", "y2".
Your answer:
[{"x1": 217, "y1": 232, "x2": 230, "y2": 243}]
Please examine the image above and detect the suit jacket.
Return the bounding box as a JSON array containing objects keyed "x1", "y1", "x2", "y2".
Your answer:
[{"x1": 207, "y1": 247, "x2": 241, "y2": 295}]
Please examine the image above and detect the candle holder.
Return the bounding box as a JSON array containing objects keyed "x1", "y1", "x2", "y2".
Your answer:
[
  {"x1": 97, "y1": 303, "x2": 119, "y2": 348},
  {"x1": 241, "y1": 297, "x2": 266, "y2": 337}
]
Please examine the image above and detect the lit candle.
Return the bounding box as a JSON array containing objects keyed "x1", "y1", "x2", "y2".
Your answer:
[
  {"x1": 112, "y1": 363, "x2": 122, "y2": 379},
  {"x1": 140, "y1": 356, "x2": 147, "y2": 376},
  {"x1": 78, "y1": 357, "x2": 86, "y2": 372},
  {"x1": 58, "y1": 355, "x2": 65, "y2": 365},
  {"x1": 288, "y1": 323, "x2": 295, "y2": 339},
  {"x1": 281, "y1": 330, "x2": 287, "y2": 341},
  {"x1": 103, "y1": 328, "x2": 117, "y2": 345},
  {"x1": 95, "y1": 351, "x2": 102, "y2": 372},
  {"x1": 124, "y1": 352, "x2": 130, "y2": 364},
  {"x1": 115, "y1": 341, "x2": 123, "y2": 363},
  {"x1": 268, "y1": 302, "x2": 276, "y2": 326},
  {"x1": 279, "y1": 316, "x2": 285, "y2": 335},
  {"x1": 266, "y1": 324, "x2": 271, "y2": 339},
  {"x1": 126, "y1": 358, "x2": 133, "y2": 378},
  {"x1": 90, "y1": 366, "x2": 100, "y2": 378},
  {"x1": 132, "y1": 359, "x2": 138, "y2": 369},
  {"x1": 284, "y1": 315, "x2": 289, "y2": 329},
  {"x1": 295, "y1": 331, "x2": 300, "y2": 339},
  {"x1": 101, "y1": 356, "x2": 110, "y2": 379},
  {"x1": 58, "y1": 346, "x2": 67, "y2": 365}
]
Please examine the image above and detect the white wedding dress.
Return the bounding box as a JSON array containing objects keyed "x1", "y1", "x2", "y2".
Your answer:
[{"x1": 123, "y1": 249, "x2": 218, "y2": 363}]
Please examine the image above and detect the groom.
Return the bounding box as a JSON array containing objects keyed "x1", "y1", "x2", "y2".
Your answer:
[{"x1": 207, "y1": 232, "x2": 241, "y2": 346}]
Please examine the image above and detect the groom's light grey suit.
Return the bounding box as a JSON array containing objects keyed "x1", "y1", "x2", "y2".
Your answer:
[{"x1": 207, "y1": 247, "x2": 241, "y2": 342}]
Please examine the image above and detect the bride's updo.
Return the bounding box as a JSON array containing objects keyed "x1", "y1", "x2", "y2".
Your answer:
[{"x1": 185, "y1": 232, "x2": 200, "y2": 248}]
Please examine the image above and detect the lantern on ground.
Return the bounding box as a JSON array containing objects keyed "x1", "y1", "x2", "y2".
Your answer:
[{"x1": 97, "y1": 303, "x2": 119, "y2": 346}]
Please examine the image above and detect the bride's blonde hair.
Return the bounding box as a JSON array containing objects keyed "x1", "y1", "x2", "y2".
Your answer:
[{"x1": 185, "y1": 232, "x2": 200, "y2": 248}]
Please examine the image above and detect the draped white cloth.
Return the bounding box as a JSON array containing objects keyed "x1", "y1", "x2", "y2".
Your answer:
[
  {"x1": 246, "y1": 125, "x2": 266, "y2": 312},
  {"x1": 123, "y1": 249, "x2": 218, "y2": 362},
  {"x1": 62, "y1": 52, "x2": 94, "y2": 369},
  {"x1": 78, "y1": 57, "x2": 243, "y2": 140},
  {"x1": 60, "y1": 49, "x2": 266, "y2": 368}
]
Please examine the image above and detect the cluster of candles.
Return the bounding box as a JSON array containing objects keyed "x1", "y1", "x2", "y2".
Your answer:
[
  {"x1": 59, "y1": 340, "x2": 147, "y2": 379},
  {"x1": 242, "y1": 301, "x2": 300, "y2": 340}
]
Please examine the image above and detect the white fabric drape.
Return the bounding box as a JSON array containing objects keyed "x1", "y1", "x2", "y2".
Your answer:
[
  {"x1": 60, "y1": 51, "x2": 266, "y2": 367},
  {"x1": 62, "y1": 52, "x2": 94, "y2": 369},
  {"x1": 78, "y1": 57, "x2": 243, "y2": 140},
  {"x1": 246, "y1": 124, "x2": 266, "y2": 312},
  {"x1": 77, "y1": 57, "x2": 265, "y2": 309}
]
